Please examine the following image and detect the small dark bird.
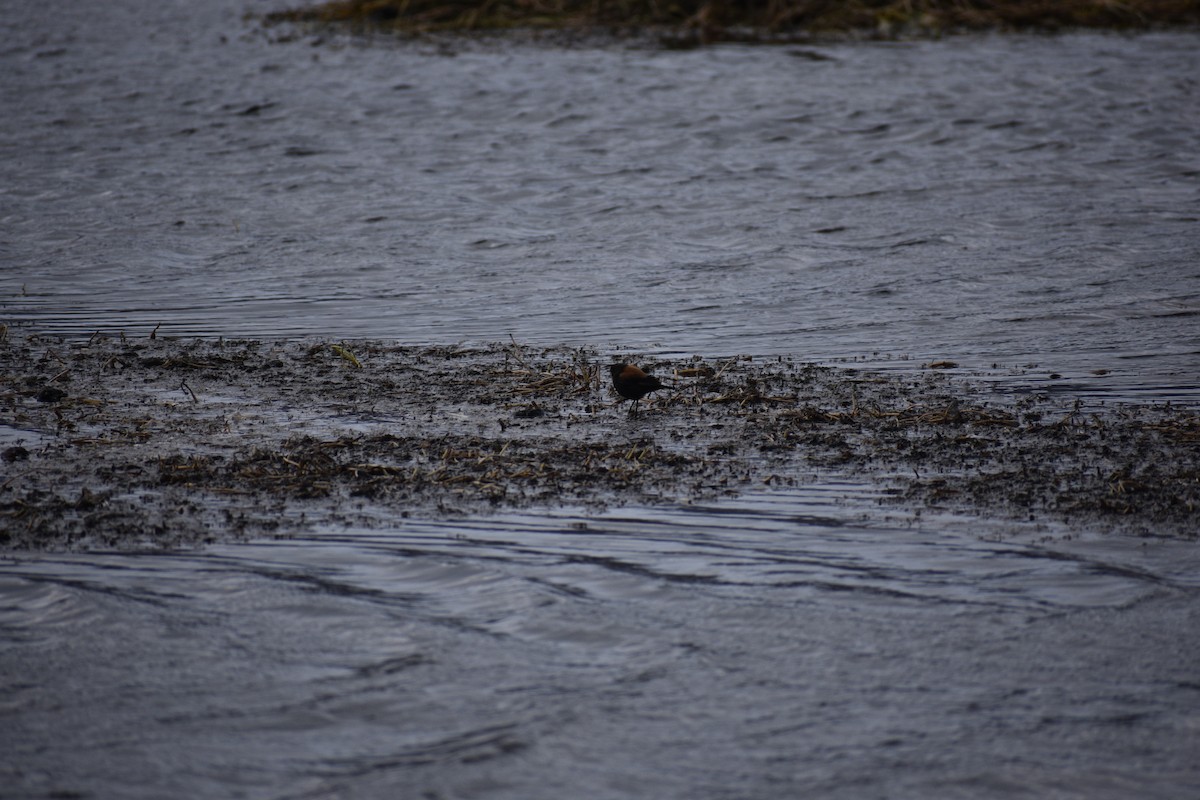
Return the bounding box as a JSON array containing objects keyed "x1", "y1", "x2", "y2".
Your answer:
[{"x1": 608, "y1": 363, "x2": 669, "y2": 415}]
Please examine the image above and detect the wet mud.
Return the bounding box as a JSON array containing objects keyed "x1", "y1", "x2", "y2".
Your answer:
[{"x1": 2, "y1": 332, "x2": 1197, "y2": 549}]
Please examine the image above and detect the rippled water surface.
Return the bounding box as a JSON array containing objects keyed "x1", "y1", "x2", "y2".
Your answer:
[
  {"x1": 2, "y1": 1, "x2": 1200, "y2": 797},
  {"x1": 3, "y1": 1, "x2": 1200, "y2": 398},
  {"x1": 4, "y1": 491, "x2": 1200, "y2": 799}
]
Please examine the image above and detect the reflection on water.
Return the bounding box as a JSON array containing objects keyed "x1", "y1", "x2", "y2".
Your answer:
[{"x1": 3, "y1": 489, "x2": 1200, "y2": 799}]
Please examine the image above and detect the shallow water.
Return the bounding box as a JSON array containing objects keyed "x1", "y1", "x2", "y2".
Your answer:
[
  {"x1": 4, "y1": 490, "x2": 1200, "y2": 799},
  {"x1": 3, "y1": 1, "x2": 1200, "y2": 400},
  {"x1": 2, "y1": 2, "x2": 1200, "y2": 797}
]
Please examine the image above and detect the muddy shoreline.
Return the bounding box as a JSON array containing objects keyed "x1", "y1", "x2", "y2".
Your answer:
[{"x1": 1, "y1": 332, "x2": 1196, "y2": 549}]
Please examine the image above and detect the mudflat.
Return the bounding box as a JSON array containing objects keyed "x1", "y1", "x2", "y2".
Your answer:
[{"x1": 2, "y1": 332, "x2": 1196, "y2": 549}]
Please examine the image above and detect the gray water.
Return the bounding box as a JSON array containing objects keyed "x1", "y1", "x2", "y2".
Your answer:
[
  {"x1": 5, "y1": 492, "x2": 1200, "y2": 799},
  {"x1": 3, "y1": 1, "x2": 1200, "y2": 395},
  {"x1": 2, "y1": 1, "x2": 1200, "y2": 797}
]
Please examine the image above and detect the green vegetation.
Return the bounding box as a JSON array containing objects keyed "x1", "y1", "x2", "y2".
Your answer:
[{"x1": 265, "y1": 0, "x2": 1200, "y2": 42}]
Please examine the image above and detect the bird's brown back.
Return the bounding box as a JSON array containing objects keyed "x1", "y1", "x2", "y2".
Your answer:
[{"x1": 609, "y1": 363, "x2": 667, "y2": 401}]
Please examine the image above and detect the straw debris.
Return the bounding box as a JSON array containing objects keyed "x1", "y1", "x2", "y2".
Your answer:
[{"x1": 1, "y1": 333, "x2": 1197, "y2": 548}]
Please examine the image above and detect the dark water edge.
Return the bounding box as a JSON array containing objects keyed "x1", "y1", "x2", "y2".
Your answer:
[{"x1": 265, "y1": 0, "x2": 1200, "y2": 43}]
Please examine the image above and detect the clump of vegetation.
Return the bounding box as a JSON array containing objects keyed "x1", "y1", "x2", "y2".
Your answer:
[
  {"x1": 264, "y1": 0, "x2": 1200, "y2": 42},
  {"x1": 3, "y1": 334, "x2": 1199, "y2": 549}
]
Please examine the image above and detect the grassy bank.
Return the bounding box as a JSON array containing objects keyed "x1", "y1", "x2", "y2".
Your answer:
[{"x1": 264, "y1": 0, "x2": 1200, "y2": 42}]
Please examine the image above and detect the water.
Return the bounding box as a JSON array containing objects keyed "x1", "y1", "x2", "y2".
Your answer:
[
  {"x1": 2, "y1": 1, "x2": 1200, "y2": 797},
  {"x1": 3, "y1": 2, "x2": 1199, "y2": 394},
  {"x1": 4, "y1": 491, "x2": 1200, "y2": 799}
]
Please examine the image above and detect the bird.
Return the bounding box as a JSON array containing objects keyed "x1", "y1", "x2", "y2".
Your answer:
[{"x1": 608, "y1": 363, "x2": 669, "y2": 415}]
